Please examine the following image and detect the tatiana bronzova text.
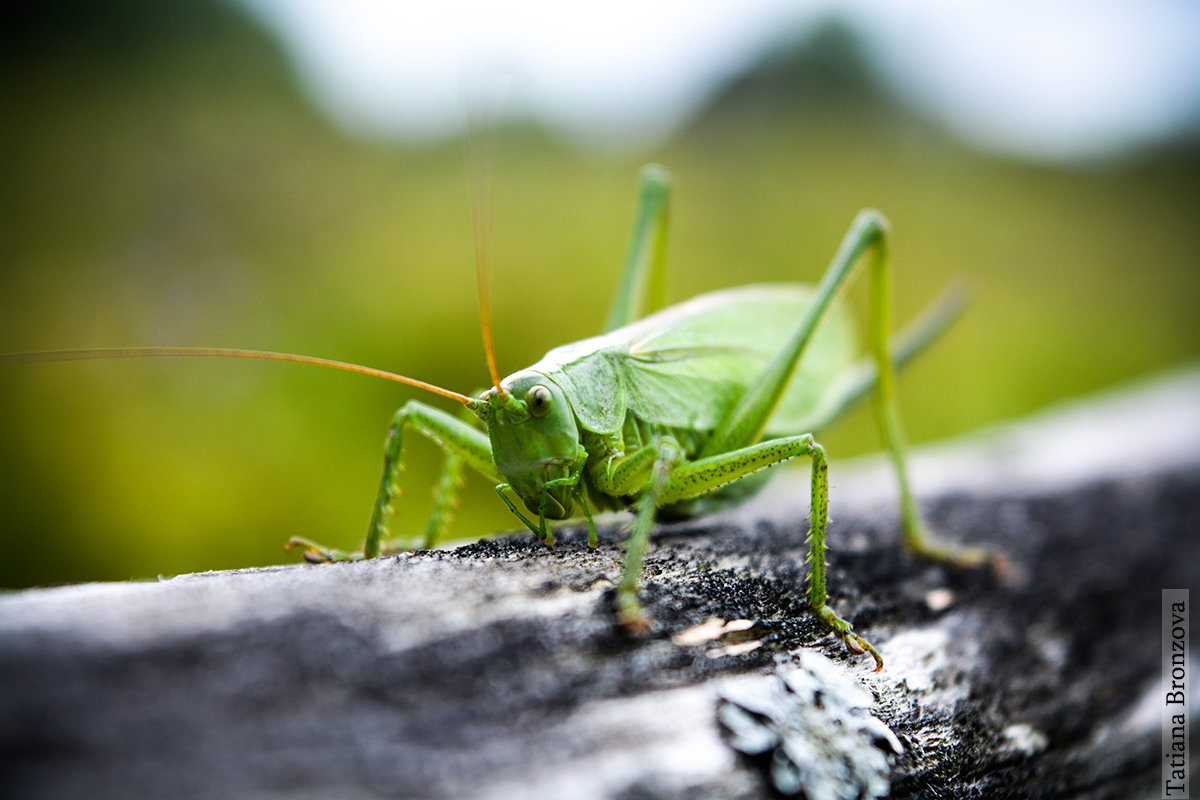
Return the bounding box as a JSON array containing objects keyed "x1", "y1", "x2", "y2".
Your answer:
[{"x1": 1163, "y1": 589, "x2": 1190, "y2": 798}]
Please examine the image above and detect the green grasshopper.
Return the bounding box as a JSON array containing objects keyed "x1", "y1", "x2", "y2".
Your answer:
[
  {"x1": 293, "y1": 164, "x2": 993, "y2": 669},
  {"x1": 5, "y1": 165, "x2": 990, "y2": 670}
]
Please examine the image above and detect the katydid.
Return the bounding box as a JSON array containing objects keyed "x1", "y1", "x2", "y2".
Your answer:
[{"x1": 2, "y1": 165, "x2": 992, "y2": 670}]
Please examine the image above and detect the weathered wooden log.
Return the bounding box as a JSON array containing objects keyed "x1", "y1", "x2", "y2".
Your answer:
[{"x1": 2, "y1": 368, "x2": 1197, "y2": 799}]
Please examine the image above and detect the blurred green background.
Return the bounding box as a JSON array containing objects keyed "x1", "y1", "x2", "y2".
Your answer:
[{"x1": 1, "y1": 1, "x2": 1197, "y2": 589}]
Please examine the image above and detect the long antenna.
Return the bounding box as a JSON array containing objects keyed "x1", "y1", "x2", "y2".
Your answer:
[
  {"x1": 0, "y1": 347, "x2": 474, "y2": 405},
  {"x1": 468, "y1": 74, "x2": 505, "y2": 397}
]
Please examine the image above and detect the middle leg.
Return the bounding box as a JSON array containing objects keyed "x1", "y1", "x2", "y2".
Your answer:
[{"x1": 662, "y1": 433, "x2": 883, "y2": 670}]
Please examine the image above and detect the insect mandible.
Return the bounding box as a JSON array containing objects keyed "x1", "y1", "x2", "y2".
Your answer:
[{"x1": 4, "y1": 165, "x2": 995, "y2": 670}]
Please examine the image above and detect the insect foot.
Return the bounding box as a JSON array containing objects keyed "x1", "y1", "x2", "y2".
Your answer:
[
  {"x1": 812, "y1": 605, "x2": 884, "y2": 672},
  {"x1": 909, "y1": 535, "x2": 1010, "y2": 581},
  {"x1": 284, "y1": 536, "x2": 362, "y2": 564},
  {"x1": 616, "y1": 589, "x2": 652, "y2": 634}
]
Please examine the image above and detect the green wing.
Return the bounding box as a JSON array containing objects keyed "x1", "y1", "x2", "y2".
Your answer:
[{"x1": 533, "y1": 284, "x2": 857, "y2": 436}]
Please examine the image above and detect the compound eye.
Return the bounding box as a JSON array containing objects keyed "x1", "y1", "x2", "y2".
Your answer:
[{"x1": 526, "y1": 384, "x2": 552, "y2": 418}]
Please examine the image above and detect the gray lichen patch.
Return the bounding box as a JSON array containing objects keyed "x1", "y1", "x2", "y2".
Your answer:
[{"x1": 718, "y1": 652, "x2": 903, "y2": 798}]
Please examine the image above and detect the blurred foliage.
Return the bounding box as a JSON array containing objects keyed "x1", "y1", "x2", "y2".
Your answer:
[{"x1": 1, "y1": 1, "x2": 1197, "y2": 588}]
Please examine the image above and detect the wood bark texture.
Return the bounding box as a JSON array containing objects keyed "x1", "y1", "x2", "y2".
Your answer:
[{"x1": 1, "y1": 369, "x2": 1198, "y2": 799}]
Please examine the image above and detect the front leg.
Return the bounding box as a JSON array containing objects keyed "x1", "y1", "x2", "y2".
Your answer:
[{"x1": 288, "y1": 399, "x2": 498, "y2": 562}]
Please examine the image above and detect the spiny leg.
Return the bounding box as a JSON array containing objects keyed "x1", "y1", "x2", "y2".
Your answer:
[
  {"x1": 576, "y1": 487, "x2": 598, "y2": 548},
  {"x1": 494, "y1": 484, "x2": 552, "y2": 544},
  {"x1": 796, "y1": 440, "x2": 884, "y2": 671},
  {"x1": 603, "y1": 164, "x2": 671, "y2": 332},
  {"x1": 701, "y1": 210, "x2": 993, "y2": 570},
  {"x1": 406, "y1": 398, "x2": 500, "y2": 551},
  {"x1": 416, "y1": 450, "x2": 465, "y2": 551},
  {"x1": 585, "y1": 435, "x2": 679, "y2": 625},
  {"x1": 854, "y1": 214, "x2": 993, "y2": 569},
  {"x1": 660, "y1": 434, "x2": 883, "y2": 670},
  {"x1": 288, "y1": 399, "x2": 498, "y2": 562},
  {"x1": 616, "y1": 438, "x2": 682, "y2": 631},
  {"x1": 799, "y1": 282, "x2": 971, "y2": 433},
  {"x1": 492, "y1": 472, "x2": 593, "y2": 548}
]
